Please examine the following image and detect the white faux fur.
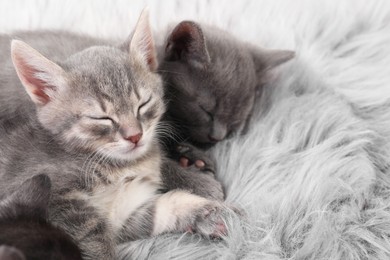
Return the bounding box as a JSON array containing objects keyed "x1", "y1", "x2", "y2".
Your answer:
[{"x1": 2, "y1": 0, "x2": 390, "y2": 259}]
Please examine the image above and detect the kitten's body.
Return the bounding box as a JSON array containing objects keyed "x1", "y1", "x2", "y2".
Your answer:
[
  {"x1": 0, "y1": 31, "x2": 224, "y2": 202},
  {"x1": 0, "y1": 33, "x2": 162, "y2": 225},
  {"x1": 0, "y1": 114, "x2": 161, "y2": 237},
  {"x1": 0, "y1": 13, "x2": 229, "y2": 260},
  {"x1": 0, "y1": 174, "x2": 82, "y2": 260},
  {"x1": 156, "y1": 22, "x2": 294, "y2": 199}
]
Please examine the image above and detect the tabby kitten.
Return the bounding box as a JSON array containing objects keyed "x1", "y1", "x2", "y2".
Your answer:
[
  {"x1": 0, "y1": 174, "x2": 82, "y2": 260},
  {"x1": 0, "y1": 11, "x2": 229, "y2": 260},
  {"x1": 159, "y1": 21, "x2": 295, "y2": 146}
]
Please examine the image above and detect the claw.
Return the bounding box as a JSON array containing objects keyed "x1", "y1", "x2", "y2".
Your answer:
[
  {"x1": 185, "y1": 226, "x2": 194, "y2": 234},
  {"x1": 176, "y1": 145, "x2": 190, "y2": 153},
  {"x1": 215, "y1": 222, "x2": 227, "y2": 236}
]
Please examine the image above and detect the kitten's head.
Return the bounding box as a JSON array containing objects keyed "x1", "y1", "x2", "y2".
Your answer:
[
  {"x1": 11, "y1": 10, "x2": 165, "y2": 163},
  {"x1": 0, "y1": 174, "x2": 82, "y2": 260},
  {"x1": 160, "y1": 21, "x2": 294, "y2": 146}
]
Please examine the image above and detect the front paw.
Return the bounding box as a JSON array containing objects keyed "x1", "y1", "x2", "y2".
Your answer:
[
  {"x1": 188, "y1": 203, "x2": 229, "y2": 239},
  {"x1": 176, "y1": 143, "x2": 216, "y2": 174},
  {"x1": 188, "y1": 173, "x2": 225, "y2": 201}
]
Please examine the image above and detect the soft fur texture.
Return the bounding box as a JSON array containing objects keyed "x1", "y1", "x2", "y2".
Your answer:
[
  {"x1": 0, "y1": 15, "x2": 231, "y2": 259},
  {"x1": 2, "y1": 0, "x2": 390, "y2": 259},
  {"x1": 159, "y1": 21, "x2": 293, "y2": 146},
  {"x1": 0, "y1": 174, "x2": 82, "y2": 260}
]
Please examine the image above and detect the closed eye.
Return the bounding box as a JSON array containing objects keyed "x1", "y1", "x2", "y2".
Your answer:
[
  {"x1": 86, "y1": 116, "x2": 115, "y2": 123},
  {"x1": 137, "y1": 95, "x2": 152, "y2": 116},
  {"x1": 200, "y1": 105, "x2": 213, "y2": 119},
  {"x1": 230, "y1": 120, "x2": 243, "y2": 130},
  {"x1": 231, "y1": 119, "x2": 242, "y2": 126}
]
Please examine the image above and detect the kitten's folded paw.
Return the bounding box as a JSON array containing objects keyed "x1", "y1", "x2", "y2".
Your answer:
[
  {"x1": 176, "y1": 143, "x2": 216, "y2": 174},
  {"x1": 189, "y1": 203, "x2": 228, "y2": 239}
]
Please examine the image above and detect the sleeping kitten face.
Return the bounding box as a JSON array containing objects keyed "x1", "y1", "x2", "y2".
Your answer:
[
  {"x1": 11, "y1": 12, "x2": 164, "y2": 163},
  {"x1": 160, "y1": 21, "x2": 294, "y2": 145}
]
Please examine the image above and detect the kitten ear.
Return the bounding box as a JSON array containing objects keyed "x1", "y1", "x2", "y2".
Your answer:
[
  {"x1": 0, "y1": 174, "x2": 51, "y2": 220},
  {"x1": 165, "y1": 21, "x2": 211, "y2": 67},
  {"x1": 11, "y1": 40, "x2": 67, "y2": 106},
  {"x1": 126, "y1": 8, "x2": 157, "y2": 71},
  {"x1": 250, "y1": 45, "x2": 295, "y2": 76}
]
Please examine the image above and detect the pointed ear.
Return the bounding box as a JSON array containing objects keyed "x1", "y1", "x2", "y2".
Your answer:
[
  {"x1": 11, "y1": 40, "x2": 67, "y2": 106},
  {"x1": 165, "y1": 21, "x2": 211, "y2": 67},
  {"x1": 0, "y1": 174, "x2": 51, "y2": 220},
  {"x1": 250, "y1": 46, "x2": 295, "y2": 76},
  {"x1": 124, "y1": 8, "x2": 157, "y2": 71}
]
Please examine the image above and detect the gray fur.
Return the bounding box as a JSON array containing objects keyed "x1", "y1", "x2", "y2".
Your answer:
[
  {"x1": 0, "y1": 174, "x2": 51, "y2": 220},
  {"x1": 0, "y1": 174, "x2": 82, "y2": 260},
  {"x1": 0, "y1": 246, "x2": 25, "y2": 260},
  {"x1": 117, "y1": 200, "x2": 156, "y2": 242},
  {"x1": 162, "y1": 159, "x2": 224, "y2": 201},
  {"x1": 0, "y1": 17, "x2": 234, "y2": 260},
  {"x1": 157, "y1": 21, "x2": 293, "y2": 202},
  {"x1": 8, "y1": 1, "x2": 388, "y2": 260},
  {"x1": 159, "y1": 21, "x2": 294, "y2": 146},
  {"x1": 0, "y1": 31, "x2": 110, "y2": 121}
]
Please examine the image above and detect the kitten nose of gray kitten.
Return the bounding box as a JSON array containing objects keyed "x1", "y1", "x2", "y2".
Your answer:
[
  {"x1": 208, "y1": 121, "x2": 227, "y2": 143},
  {"x1": 208, "y1": 134, "x2": 222, "y2": 143},
  {"x1": 125, "y1": 133, "x2": 143, "y2": 144}
]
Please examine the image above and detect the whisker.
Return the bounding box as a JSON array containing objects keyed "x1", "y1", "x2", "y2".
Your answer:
[{"x1": 82, "y1": 145, "x2": 110, "y2": 189}]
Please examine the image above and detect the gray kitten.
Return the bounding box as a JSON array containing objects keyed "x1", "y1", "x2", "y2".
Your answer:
[
  {"x1": 160, "y1": 21, "x2": 294, "y2": 145},
  {"x1": 0, "y1": 23, "x2": 223, "y2": 202},
  {"x1": 0, "y1": 11, "x2": 229, "y2": 260},
  {"x1": 157, "y1": 21, "x2": 294, "y2": 200}
]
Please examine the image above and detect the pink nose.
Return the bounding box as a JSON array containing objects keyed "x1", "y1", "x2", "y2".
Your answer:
[{"x1": 125, "y1": 133, "x2": 142, "y2": 144}]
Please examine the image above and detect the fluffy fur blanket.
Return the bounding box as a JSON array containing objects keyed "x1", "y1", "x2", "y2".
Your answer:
[{"x1": 2, "y1": 0, "x2": 390, "y2": 259}]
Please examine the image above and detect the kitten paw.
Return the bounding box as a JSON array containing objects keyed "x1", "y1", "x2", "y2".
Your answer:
[
  {"x1": 176, "y1": 143, "x2": 215, "y2": 174},
  {"x1": 191, "y1": 203, "x2": 228, "y2": 239}
]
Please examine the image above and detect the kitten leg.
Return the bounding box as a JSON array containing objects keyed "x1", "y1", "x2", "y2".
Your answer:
[
  {"x1": 152, "y1": 190, "x2": 227, "y2": 238},
  {"x1": 161, "y1": 160, "x2": 224, "y2": 201},
  {"x1": 162, "y1": 142, "x2": 224, "y2": 201},
  {"x1": 119, "y1": 191, "x2": 228, "y2": 241},
  {"x1": 49, "y1": 197, "x2": 116, "y2": 260}
]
